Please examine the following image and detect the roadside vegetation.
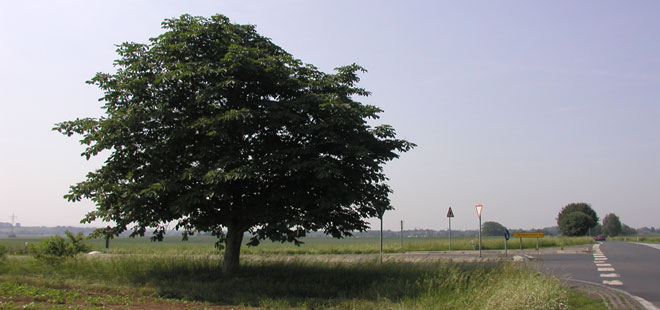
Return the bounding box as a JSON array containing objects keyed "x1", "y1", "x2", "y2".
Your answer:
[
  {"x1": 0, "y1": 253, "x2": 603, "y2": 310},
  {"x1": 0, "y1": 235, "x2": 603, "y2": 309},
  {"x1": 610, "y1": 234, "x2": 660, "y2": 243}
]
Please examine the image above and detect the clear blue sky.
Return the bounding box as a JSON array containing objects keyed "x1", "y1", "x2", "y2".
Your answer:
[{"x1": 1, "y1": 1, "x2": 659, "y2": 231}]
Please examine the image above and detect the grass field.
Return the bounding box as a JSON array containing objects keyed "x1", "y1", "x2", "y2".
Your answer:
[
  {"x1": 0, "y1": 235, "x2": 604, "y2": 309},
  {"x1": 0, "y1": 254, "x2": 603, "y2": 310},
  {"x1": 0, "y1": 234, "x2": 595, "y2": 256}
]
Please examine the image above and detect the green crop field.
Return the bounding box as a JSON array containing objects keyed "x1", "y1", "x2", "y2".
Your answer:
[{"x1": 0, "y1": 234, "x2": 595, "y2": 256}]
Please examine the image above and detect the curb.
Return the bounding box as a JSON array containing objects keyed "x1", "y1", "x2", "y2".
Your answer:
[{"x1": 563, "y1": 278, "x2": 659, "y2": 310}]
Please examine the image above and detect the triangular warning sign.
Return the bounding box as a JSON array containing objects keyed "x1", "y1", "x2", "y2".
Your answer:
[
  {"x1": 475, "y1": 204, "x2": 483, "y2": 220},
  {"x1": 447, "y1": 207, "x2": 454, "y2": 218}
]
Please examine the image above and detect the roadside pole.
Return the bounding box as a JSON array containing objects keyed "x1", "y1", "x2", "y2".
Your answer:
[
  {"x1": 478, "y1": 216, "x2": 482, "y2": 257},
  {"x1": 376, "y1": 203, "x2": 387, "y2": 264},
  {"x1": 400, "y1": 220, "x2": 403, "y2": 249},
  {"x1": 380, "y1": 214, "x2": 383, "y2": 264},
  {"x1": 536, "y1": 237, "x2": 539, "y2": 251},
  {"x1": 448, "y1": 217, "x2": 452, "y2": 251},
  {"x1": 447, "y1": 207, "x2": 454, "y2": 251},
  {"x1": 475, "y1": 205, "x2": 483, "y2": 258},
  {"x1": 504, "y1": 229, "x2": 510, "y2": 257}
]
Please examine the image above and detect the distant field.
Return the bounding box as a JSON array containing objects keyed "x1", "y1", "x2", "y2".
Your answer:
[{"x1": 0, "y1": 234, "x2": 594, "y2": 255}]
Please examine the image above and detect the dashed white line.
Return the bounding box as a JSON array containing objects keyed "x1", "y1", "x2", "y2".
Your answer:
[
  {"x1": 593, "y1": 244, "x2": 623, "y2": 286},
  {"x1": 598, "y1": 267, "x2": 616, "y2": 272},
  {"x1": 602, "y1": 280, "x2": 623, "y2": 286}
]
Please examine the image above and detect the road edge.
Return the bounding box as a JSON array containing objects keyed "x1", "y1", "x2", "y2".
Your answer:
[{"x1": 562, "y1": 278, "x2": 659, "y2": 310}]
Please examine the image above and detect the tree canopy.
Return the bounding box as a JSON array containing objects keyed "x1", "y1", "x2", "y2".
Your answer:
[
  {"x1": 557, "y1": 202, "x2": 598, "y2": 236},
  {"x1": 620, "y1": 224, "x2": 637, "y2": 236},
  {"x1": 481, "y1": 221, "x2": 507, "y2": 236},
  {"x1": 54, "y1": 14, "x2": 414, "y2": 273},
  {"x1": 558, "y1": 212, "x2": 593, "y2": 236},
  {"x1": 602, "y1": 213, "x2": 622, "y2": 237}
]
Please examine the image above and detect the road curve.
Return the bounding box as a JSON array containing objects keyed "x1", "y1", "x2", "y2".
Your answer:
[{"x1": 538, "y1": 241, "x2": 660, "y2": 309}]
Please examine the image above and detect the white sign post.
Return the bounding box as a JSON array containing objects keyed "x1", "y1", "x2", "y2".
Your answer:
[{"x1": 475, "y1": 204, "x2": 483, "y2": 258}]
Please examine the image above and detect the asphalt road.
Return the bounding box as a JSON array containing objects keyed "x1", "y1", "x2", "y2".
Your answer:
[{"x1": 537, "y1": 241, "x2": 660, "y2": 309}]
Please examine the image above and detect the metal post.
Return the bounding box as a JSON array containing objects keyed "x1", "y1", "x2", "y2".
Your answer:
[
  {"x1": 478, "y1": 217, "x2": 482, "y2": 258},
  {"x1": 380, "y1": 215, "x2": 383, "y2": 264},
  {"x1": 520, "y1": 237, "x2": 523, "y2": 252},
  {"x1": 504, "y1": 237, "x2": 508, "y2": 257},
  {"x1": 400, "y1": 220, "x2": 403, "y2": 249},
  {"x1": 536, "y1": 237, "x2": 539, "y2": 251},
  {"x1": 448, "y1": 217, "x2": 452, "y2": 251}
]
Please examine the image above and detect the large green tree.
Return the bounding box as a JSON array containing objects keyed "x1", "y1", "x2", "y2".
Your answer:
[
  {"x1": 602, "y1": 213, "x2": 622, "y2": 237},
  {"x1": 54, "y1": 14, "x2": 414, "y2": 273},
  {"x1": 557, "y1": 202, "x2": 599, "y2": 236}
]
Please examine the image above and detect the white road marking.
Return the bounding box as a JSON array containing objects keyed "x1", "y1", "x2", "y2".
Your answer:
[
  {"x1": 602, "y1": 280, "x2": 623, "y2": 286},
  {"x1": 598, "y1": 267, "x2": 616, "y2": 272},
  {"x1": 591, "y1": 245, "x2": 626, "y2": 288}
]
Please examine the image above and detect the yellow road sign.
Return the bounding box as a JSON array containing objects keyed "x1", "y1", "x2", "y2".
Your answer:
[{"x1": 513, "y1": 232, "x2": 545, "y2": 238}]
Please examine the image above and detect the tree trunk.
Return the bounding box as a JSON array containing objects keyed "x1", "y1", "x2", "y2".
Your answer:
[{"x1": 222, "y1": 225, "x2": 244, "y2": 275}]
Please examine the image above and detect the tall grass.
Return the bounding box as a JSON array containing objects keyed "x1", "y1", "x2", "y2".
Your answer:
[{"x1": 0, "y1": 255, "x2": 571, "y2": 310}]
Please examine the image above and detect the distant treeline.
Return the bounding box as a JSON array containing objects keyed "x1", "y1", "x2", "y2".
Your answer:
[
  {"x1": 1, "y1": 225, "x2": 558, "y2": 238},
  {"x1": 2, "y1": 224, "x2": 654, "y2": 239}
]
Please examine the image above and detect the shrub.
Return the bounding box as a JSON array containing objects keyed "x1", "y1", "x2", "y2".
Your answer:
[
  {"x1": 0, "y1": 244, "x2": 6, "y2": 259},
  {"x1": 65, "y1": 231, "x2": 91, "y2": 254},
  {"x1": 29, "y1": 232, "x2": 91, "y2": 264}
]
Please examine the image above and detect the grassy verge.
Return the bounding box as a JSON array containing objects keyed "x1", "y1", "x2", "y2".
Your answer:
[
  {"x1": 610, "y1": 235, "x2": 660, "y2": 243},
  {"x1": 0, "y1": 255, "x2": 602, "y2": 310}
]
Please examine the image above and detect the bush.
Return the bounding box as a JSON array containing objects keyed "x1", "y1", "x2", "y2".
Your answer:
[
  {"x1": 29, "y1": 232, "x2": 90, "y2": 264},
  {"x1": 0, "y1": 244, "x2": 6, "y2": 259}
]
